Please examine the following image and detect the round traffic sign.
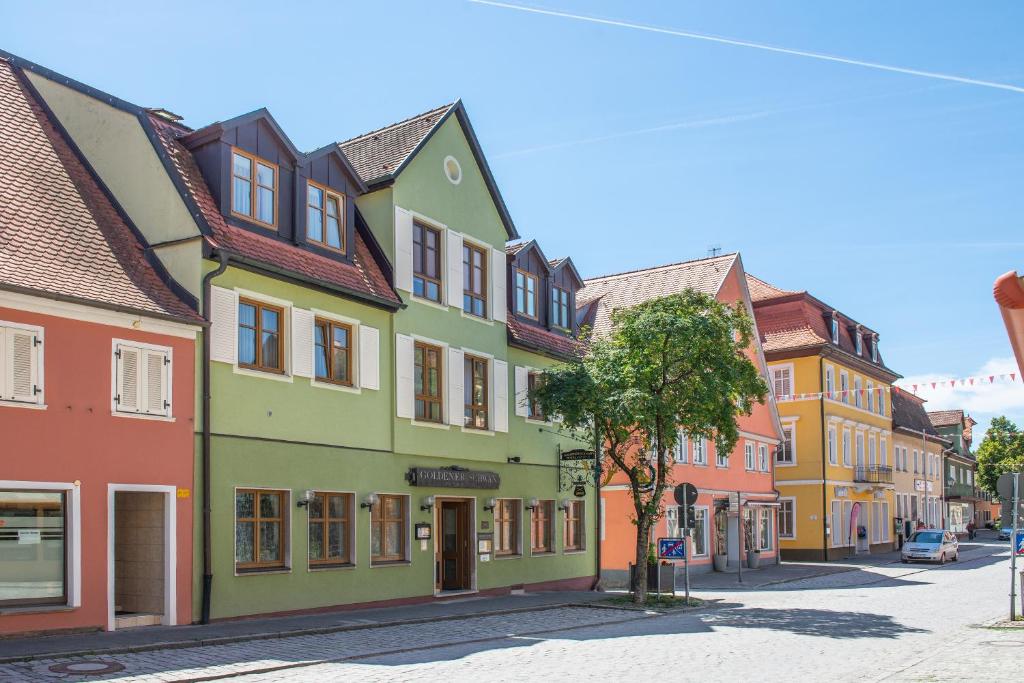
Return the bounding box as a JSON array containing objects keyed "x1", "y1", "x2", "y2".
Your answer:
[{"x1": 674, "y1": 482, "x2": 698, "y2": 506}]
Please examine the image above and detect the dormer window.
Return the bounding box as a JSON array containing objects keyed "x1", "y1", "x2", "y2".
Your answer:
[
  {"x1": 855, "y1": 328, "x2": 863, "y2": 355},
  {"x1": 830, "y1": 314, "x2": 839, "y2": 344},
  {"x1": 231, "y1": 149, "x2": 276, "y2": 227},
  {"x1": 551, "y1": 287, "x2": 570, "y2": 328},
  {"x1": 515, "y1": 270, "x2": 538, "y2": 319},
  {"x1": 306, "y1": 182, "x2": 344, "y2": 252},
  {"x1": 871, "y1": 336, "x2": 878, "y2": 363}
]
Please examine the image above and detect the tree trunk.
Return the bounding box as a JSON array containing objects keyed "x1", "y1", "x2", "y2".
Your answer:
[{"x1": 632, "y1": 517, "x2": 649, "y2": 603}]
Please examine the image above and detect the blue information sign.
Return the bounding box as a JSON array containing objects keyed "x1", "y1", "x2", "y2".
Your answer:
[
  {"x1": 1016, "y1": 531, "x2": 1024, "y2": 557},
  {"x1": 658, "y1": 537, "x2": 686, "y2": 559}
]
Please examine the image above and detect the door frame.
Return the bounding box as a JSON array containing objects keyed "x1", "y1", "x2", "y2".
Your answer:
[
  {"x1": 106, "y1": 484, "x2": 177, "y2": 631},
  {"x1": 432, "y1": 496, "x2": 477, "y2": 596}
]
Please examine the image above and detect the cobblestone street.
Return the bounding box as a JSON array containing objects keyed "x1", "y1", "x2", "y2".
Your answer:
[{"x1": 1, "y1": 540, "x2": 1017, "y2": 682}]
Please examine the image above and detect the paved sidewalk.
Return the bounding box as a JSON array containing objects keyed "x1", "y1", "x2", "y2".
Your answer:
[{"x1": 0, "y1": 590, "x2": 607, "y2": 664}]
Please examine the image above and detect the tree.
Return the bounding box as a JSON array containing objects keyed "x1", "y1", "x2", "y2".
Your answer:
[
  {"x1": 532, "y1": 291, "x2": 767, "y2": 603},
  {"x1": 976, "y1": 416, "x2": 1024, "y2": 495}
]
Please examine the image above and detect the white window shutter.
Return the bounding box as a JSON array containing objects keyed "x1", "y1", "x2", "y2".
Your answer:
[
  {"x1": 493, "y1": 359, "x2": 509, "y2": 433},
  {"x1": 359, "y1": 325, "x2": 380, "y2": 390},
  {"x1": 291, "y1": 308, "x2": 314, "y2": 378},
  {"x1": 7, "y1": 328, "x2": 39, "y2": 404},
  {"x1": 446, "y1": 231, "x2": 463, "y2": 307},
  {"x1": 447, "y1": 347, "x2": 464, "y2": 426},
  {"x1": 116, "y1": 345, "x2": 141, "y2": 412},
  {"x1": 395, "y1": 334, "x2": 414, "y2": 419},
  {"x1": 394, "y1": 207, "x2": 414, "y2": 292},
  {"x1": 514, "y1": 365, "x2": 529, "y2": 417},
  {"x1": 143, "y1": 349, "x2": 170, "y2": 416},
  {"x1": 491, "y1": 247, "x2": 507, "y2": 323},
  {"x1": 209, "y1": 286, "x2": 238, "y2": 364}
]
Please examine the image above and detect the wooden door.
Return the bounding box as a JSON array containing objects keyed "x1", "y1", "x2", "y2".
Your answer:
[{"x1": 440, "y1": 501, "x2": 469, "y2": 590}]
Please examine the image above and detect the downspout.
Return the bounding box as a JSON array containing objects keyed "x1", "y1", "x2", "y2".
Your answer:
[
  {"x1": 592, "y1": 416, "x2": 602, "y2": 591},
  {"x1": 820, "y1": 356, "x2": 829, "y2": 561},
  {"x1": 200, "y1": 251, "x2": 230, "y2": 624}
]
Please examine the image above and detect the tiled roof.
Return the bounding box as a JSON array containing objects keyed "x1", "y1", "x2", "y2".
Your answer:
[
  {"x1": 892, "y1": 390, "x2": 944, "y2": 438},
  {"x1": 507, "y1": 316, "x2": 583, "y2": 360},
  {"x1": 339, "y1": 103, "x2": 454, "y2": 186},
  {"x1": 928, "y1": 409, "x2": 964, "y2": 428},
  {"x1": 746, "y1": 274, "x2": 799, "y2": 302},
  {"x1": 505, "y1": 242, "x2": 528, "y2": 256},
  {"x1": 0, "y1": 60, "x2": 200, "y2": 323},
  {"x1": 578, "y1": 254, "x2": 736, "y2": 337},
  {"x1": 147, "y1": 115, "x2": 400, "y2": 307}
]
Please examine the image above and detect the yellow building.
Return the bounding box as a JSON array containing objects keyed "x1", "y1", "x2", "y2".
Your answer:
[
  {"x1": 890, "y1": 390, "x2": 948, "y2": 547},
  {"x1": 748, "y1": 276, "x2": 898, "y2": 561}
]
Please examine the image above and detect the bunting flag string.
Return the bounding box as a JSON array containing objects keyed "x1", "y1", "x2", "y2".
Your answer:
[{"x1": 774, "y1": 372, "x2": 1021, "y2": 402}]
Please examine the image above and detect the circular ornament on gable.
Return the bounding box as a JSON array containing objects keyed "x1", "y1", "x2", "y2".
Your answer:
[{"x1": 443, "y1": 155, "x2": 462, "y2": 185}]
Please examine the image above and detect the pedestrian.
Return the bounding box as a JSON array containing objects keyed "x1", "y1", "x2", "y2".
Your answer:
[{"x1": 966, "y1": 520, "x2": 975, "y2": 540}]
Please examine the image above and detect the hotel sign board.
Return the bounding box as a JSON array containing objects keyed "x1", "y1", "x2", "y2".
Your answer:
[{"x1": 406, "y1": 467, "x2": 500, "y2": 489}]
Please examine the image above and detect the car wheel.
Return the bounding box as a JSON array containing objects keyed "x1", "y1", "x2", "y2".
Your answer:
[
  {"x1": 901, "y1": 558, "x2": 909, "y2": 564},
  {"x1": 953, "y1": 553, "x2": 959, "y2": 562}
]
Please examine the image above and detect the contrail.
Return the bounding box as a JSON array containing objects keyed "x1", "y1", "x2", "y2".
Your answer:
[{"x1": 469, "y1": 0, "x2": 1024, "y2": 94}]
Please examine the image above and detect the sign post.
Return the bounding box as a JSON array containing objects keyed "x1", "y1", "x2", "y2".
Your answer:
[
  {"x1": 998, "y1": 472, "x2": 1023, "y2": 621},
  {"x1": 674, "y1": 483, "x2": 698, "y2": 604}
]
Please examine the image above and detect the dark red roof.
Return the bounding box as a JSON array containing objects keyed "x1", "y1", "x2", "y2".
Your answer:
[
  {"x1": 147, "y1": 115, "x2": 400, "y2": 307},
  {"x1": 507, "y1": 317, "x2": 583, "y2": 360},
  {"x1": 0, "y1": 60, "x2": 200, "y2": 323}
]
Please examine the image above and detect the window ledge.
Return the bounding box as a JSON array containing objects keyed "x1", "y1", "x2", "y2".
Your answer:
[
  {"x1": 0, "y1": 603, "x2": 75, "y2": 616},
  {"x1": 233, "y1": 366, "x2": 294, "y2": 383},
  {"x1": 111, "y1": 411, "x2": 175, "y2": 422},
  {"x1": 311, "y1": 380, "x2": 361, "y2": 395},
  {"x1": 0, "y1": 400, "x2": 46, "y2": 411},
  {"x1": 410, "y1": 419, "x2": 451, "y2": 431},
  {"x1": 530, "y1": 551, "x2": 557, "y2": 557},
  {"x1": 461, "y1": 311, "x2": 494, "y2": 326},
  {"x1": 524, "y1": 418, "x2": 552, "y2": 426},
  {"x1": 234, "y1": 567, "x2": 291, "y2": 576},
  {"x1": 410, "y1": 296, "x2": 451, "y2": 313},
  {"x1": 562, "y1": 550, "x2": 587, "y2": 555},
  {"x1": 461, "y1": 427, "x2": 495, "y2": 437},
  {"x1": 308, "y1": 563, "x2": 356, "y2": 572},
  {"x1": 493, "y1": 553, "x2": 523, "y2": 561},
  {"x1": 370, "y1": 560, "x2": 412, "y2": 568}
]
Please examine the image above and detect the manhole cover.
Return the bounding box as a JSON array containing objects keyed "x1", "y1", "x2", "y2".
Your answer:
[
  {"x1": 983, "y1": 640, "x2": 1024, "y2": 647},
  {"x1": 48, "y1": 659, "x2": 126, "y2": 675}
]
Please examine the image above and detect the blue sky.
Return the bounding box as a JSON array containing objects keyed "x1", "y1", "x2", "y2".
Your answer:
[{"x1": 4, "y1": 0, "x2": 1023, "y2": 439}]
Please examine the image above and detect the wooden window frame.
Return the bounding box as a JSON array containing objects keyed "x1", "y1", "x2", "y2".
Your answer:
[
  {"x1": 314, "y1": 318, "x2": 353, "y2": 386},
  {"x1": 494, "y1": 499, "x2": 521, "y2": 556},
  {"x1": 413, "y1": 222, "x2": 443, "y2": 303},
  {"x1": 307, "y1": 491, "x2": 353, "y2": 567},
  {"x1": 564, "y1": 500, "x2": 585, "y2": 552},
  {"x1": 462, "y1": 241, "x2": 488, "y2": 318},
  {"x1": 238, "y1": 298, "x2": 285, "y2": 374},
  {"x1": 526, "y1": 371, "x2": 545, "y2": 421},
  {"x1": 235, "y1": 488, "x2": 287, "y2": 571},
  {"x1": 464, "y1": 354, "x2": 489, "y2": 430},
  {"x1": 230, "y1": 148, "x2": 278, "y2": 229},
  {"x1": 531, "y1": 500, "x2": 554, "y2": 554},
  {"x1": 551, "y1": 286, "x2": 570, "y2": 329},
  {"x1": 414, "y1": 341, "x2": 444, "y2": 423},
  {"x1": 515, "y1": 269, "x2": 539, "y2": 320},
  {"x1": 306, "y1": 180, "x2": 346, "y2": 253},
  {"x1": 371, "y1": 494, "x2": 408, "y2": 564}
]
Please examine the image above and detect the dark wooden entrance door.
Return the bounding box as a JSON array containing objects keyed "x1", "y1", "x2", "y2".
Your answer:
[{"x1": 439, "y1": 500, "x2": 470, "y2": 591}]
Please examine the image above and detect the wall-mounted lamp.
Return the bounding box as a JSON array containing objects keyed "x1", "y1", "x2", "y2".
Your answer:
[
  {"x1": 360, "y1": 493, "x2": 379, "y2": 510},
  {"x1": 525, "y1": 497, "x2": 539, "y2": 510},
  {"x1": 558, "y1": 499, "x2": 571, "y2": 512},
  {"x1": 483, "y1": 497, "x2": 497, "y2": 512},
  {"x1": 507, "y1": 456, "x2": 521, "y2": 464},
  {"x1": 296, "y1": 490, "x2": 315, "y2": 508},
  {"x1": 420, "y1": 495, "x2": 436, "y2": 512}
]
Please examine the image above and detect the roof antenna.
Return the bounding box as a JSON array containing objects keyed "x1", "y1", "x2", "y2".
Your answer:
[{"x1": 707, "y1": 245, "x2": 722, "y2": 257}]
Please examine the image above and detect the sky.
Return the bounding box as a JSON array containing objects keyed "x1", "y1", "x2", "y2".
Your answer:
[{"x1": 4, "y1": 0, "x2": 1023, "y2": 441}]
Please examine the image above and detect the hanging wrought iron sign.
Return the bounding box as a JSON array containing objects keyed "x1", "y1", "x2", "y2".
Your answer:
[{"x1": 558, "y1": 445, "x2": 595, "y2": 494}]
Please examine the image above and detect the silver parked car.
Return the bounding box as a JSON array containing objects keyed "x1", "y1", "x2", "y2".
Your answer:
[
  {"x1": 998, "y1": 527, "x2": 1012, "y2": 541},
  {"x1": 901, "y1": 529, "x2": 959, "y2": 564}
]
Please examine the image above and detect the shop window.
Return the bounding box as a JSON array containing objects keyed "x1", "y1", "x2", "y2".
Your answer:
[
  {"x1": 308, "y1": 492, "x2": 353, "y2": 567},
  {"x1": 530, "y1": 500, "x2": 554, "y2": 554},
  {"x1": 494, "y1": 499, "x2": 521, "y2": 556},
  {"x1": 692, "y1": 507, "x2": 708, "y2": 556},
  {"x1": 235, "y1": 489, "x2": 287, "y2": 571},
  {"x1": 0, "y1": 490, "x2": 66, "y2": 606},
  {"x1": 564, "y1": 500, "x2": 585, "y2": 552},
  {"x1": 779, "y1": 499, "x2": 795, "y2": 538},
  {"x1": 371, "y1": 495, "x2": 407, "y2": 563}
]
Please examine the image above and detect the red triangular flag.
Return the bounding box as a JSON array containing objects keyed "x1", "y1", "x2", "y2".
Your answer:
[
  {"x1": 931, "y1": 382, "x2": 937, "y2": 389},
  {"x1": 912, "y1": 384, "x2": 918, "y2": 392},
  {"x1": 969, "y1": 378, "x2": 974, "y2": 385},
  {"x1": 1013, "y1": 373, "x2": 1018, "y2": 382},
  {"x1": 989, "y1": 375, "x2": 995, "y2": 383}
]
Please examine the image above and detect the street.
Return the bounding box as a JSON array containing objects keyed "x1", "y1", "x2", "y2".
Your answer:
[{"x1": 2, "y1": 538, "x2": 1018, "y2": 682}]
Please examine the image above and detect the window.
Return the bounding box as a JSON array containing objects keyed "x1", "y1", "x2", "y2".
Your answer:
[
  {"x1": 238, "y1": 299, "x2": 284, "y2": 373},
  {"x1": 531, "y1": 500, "x2": 554, "y2": 553},
  {"x1": 759, "y1": 444, "x2": 769, "y2": 472},
  {"x1": 231, "y1": 149, "x2": 276, "y2": 226},
  {"x1": 867, "y1": 382, "x2": 874, "y2": 412},
  {"x1": 308, "y1": 492, "x2": 352, "y2": 566},
  {"x1": 494, "y1": 499, "x2": 520, "y2": 556},
  {"x1": 830, "y1": 315, "x2": 839, "y2": 344},
  {"x1": 235, "y1": 489, "x2": 286, "y2": 571},
  {"x1": 371, "y1": 495, "x2": 407, "y2": 563},
  {"x1": 842, "y1": 429, "x2": 851, "y2": 466},
  {"x1": 692, "y1": 507, "x2": 708, "y2": 556},
  {"x1": 675, "y1": 431, "x2": 689, "y2": 464},
  {"x1": 464, "y1": 355, "x2": 488, "y2": 429},
  {"x1": 462, "y1": 242, "x2": 488, "y2": 318},
  {"x1": 828, "y1": 426, "x2": 838, "y2": 465},
  {"x1": 413, "y1": 222, "x2": 442, "y2": 302},
  {"x1": 824, "y1": 365, "x2": 835, "y2": 397},
  {"x1": 880, "y1": 438, "x2": 888, "y2": 467},
  {"x1": 306, "y1": 182, "x2": 344, "y2": 251},
  {"x1": 854, "y1": 377, "x2": 863, "y2": 408},
  {"x1": 913, "y1": 450, "x2": 919, "y2": 474},
  {"x1": 515, "y1": 270, "x2": 538, "y2": 319},
  {"x1": 758, "y1": 509, "x2": 773, "y2": 550},
  {"x1": 855, "y1": 331, "x2": 863, "y2": 356},
  {"x1": 414, "y1": 342, "x2": 443, "y2": 423},
  {"x1": 113, "y1": 342, "x2": 171, "y2": 417},
  {"x1": 856, "y1": 432, "x2": 865, "y2": 467},
  {"x1": 778, "y1": 426, "x2": 795, "y2": 464},
  {"x1": 564, "y1": 500, "x2": 585, "y2": 552},
  {"x1": 830, "y1": 500, "x2": 841, "y2": 546},
  {"x1": 779, "y1": 499, "x2": 795, "y2": 539},
  {"x1": 314, "y1": 319, "x2": 352, "y2": 386},
  {"x1": 868, "y1": 435, "x2": 876, "y2": 466},
  {"x1": 871, "y1": 337, "x2": 878, "y2": 363},
  {"x1": 881, "y1": 501, "x2": 889, "y2": 541},
  {"x1": 0, "y1": 490, "x2": 66, "y2": 606},
  {"x1": 715, "y1": 444, "x2": 729, "y2": 468},
  {"x1": 772, "y1": 366, "x2": 792, "y2": 397},
  {"x1": 0, "y1": 323, "x2": 43, "y2": 405},
  {"x1": 840, "y1": 371, "x2": 849, "y2": 404},
  {"x1": 551, "y1": 287, "x2": 571, "y2": 328},
  {"x1": 527, "y1": 371, "x2": 545, "y2": 421},
  {"x1": 693, "y1": 438, "x2": 707, "y2": 465},
  {"x1": 745, "y1": 443, "x2": 755, "y2": 470}
]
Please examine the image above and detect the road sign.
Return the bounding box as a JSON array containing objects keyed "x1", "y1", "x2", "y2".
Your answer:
[
  {"x1": 658, "y1": 537, "x2": 687, "y2": 559},
  {"x1": 997, "y1": 472, "x2": 1024, "y2": 500},
  {"x1": 674, "y1": 482, "x2": 698, "y2": 507},
  {"x1": 1016, "y1": 531, "x2": 1024, "y2": 557}
]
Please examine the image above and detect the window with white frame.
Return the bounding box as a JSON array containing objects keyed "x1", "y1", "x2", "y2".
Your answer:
[
  {"x1": 675, "y1": 430, "x2": 689, "y2": 463},
  {"x1": 692, "y1": 507, "x2": 709, "y2": 556},
  {"x1": 745, "y1": 443, "x2": 755, "y2": 470},
  {"x1": 866, "y1": 381, "x2": 874, "y2": 412},
  {"x1": 831, "y1": 315, "x2": 839, "y2": 344},
  {"x1": 855, "y1": 331, "x2": 863, "y2": 356},
  {"x1": 758, "y1": 509, "x2": 773, "y2": 550},
  {"x1": 881, "y1": 501, "x2": 890, "y2": 541},
  {"x1": 828, "y1": 426, "x2": 838, "y2": 465},
  {"x1": 824, "y1": 365, "x2": 835, "y2": 396},
  {"x1": 854, "y1": 377, "x2": 863, "y2": 408},
  {"x1": 772, "y1": 365, "x2": 792, "y2": 398},
  {"x1": 0, "y1": 489, "x2": 67, "y2": 606},
  {"x1": 868, "y1": 435, "x2": 876, "y2": 466},
  {"x1": 840, "y1": 371, "x2": 849, "y2": 404},
  {"x1": 715, "y1": 443, "x2": 729, "y2": 468},
  {"x1": 856, "y1": 432, "x2": 865, "y2": 467},
  {"x1": 779, "y1": 499, "x2": 795, "y2": 538},
  {"x1": 758, "y1": 444, "x2": 769, "y2": 472},
  {"x1": 842, "y1": 429, "x2": 851, "y2": 467},
  {"x1": 693, "y1": 438, "x2": 707, "y2": 465},
  {"x1": 0, "y1": 322, "x2": 43, "y2": 405},
  {"x1": 113, "y1": 341, "x2": 171, "y2": 417},
  {"x1": 778, "y1": 426, "x2": 795, "y2": 464},
  {"x1": 913, "y1": 449, "x2": 919, "y2": 474},
  {"x1": 831, "y1": 500, "x2": 841, "y2": 545},
  {"x1": 880, "y1": 438, "x2": 887, "y2": 467}
]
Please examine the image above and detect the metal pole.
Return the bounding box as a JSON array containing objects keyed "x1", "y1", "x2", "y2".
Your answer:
[
  {"x1": 684, "y1": 526, "x2": 691, "y2": 603},
  {"x1": 737, "y1": 491, "x2": 743, "y2": 584},
  {"x1": 1011, "y1": 474, "x2": 1019, "y2": 622}
]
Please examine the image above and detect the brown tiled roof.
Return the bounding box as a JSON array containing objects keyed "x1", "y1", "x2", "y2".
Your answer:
[
  {"x1": 578, "y1": 254, "x2": 736, "y2": 337},
  {"x1": 892, "y1": 390, "x2": 944, "y2": 439},
  {"x1": 746, "y1": 274, "x2": 799, "y2": 302},
  {"x1": 147, "y1": 115, "x2": 400, "y2": 307},
  {"x1": 928, "y1": 409, "x2": 964, "y2": 428},
  {"x1": 339, "y1": 103, "x2": 454, "y2": 186},
  {"x1": 505, "y1": 242, "x2": 528, "y2": 256},
  {"x1": 0, "y1": 60, "x2": 200, "y2": 323},
  {"x1": 507, "y1": 316, "x2": 582, "y2": 360}
]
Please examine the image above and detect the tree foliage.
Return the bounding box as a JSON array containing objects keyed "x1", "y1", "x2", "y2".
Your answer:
[
  {"x1": 532, "y1": 291, "x2": 768, "y2": 601},
  {"x1": 976, "y1": 416, "x2": 1024, "y2": 495}
]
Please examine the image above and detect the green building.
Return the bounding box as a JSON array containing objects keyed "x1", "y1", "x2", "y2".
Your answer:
[
  {"x1": 20, "y1": 55, "x2": 596, "y2": 621},
  {"x1": 928, "y1": 409, "x2": 981, "y2": 534}
]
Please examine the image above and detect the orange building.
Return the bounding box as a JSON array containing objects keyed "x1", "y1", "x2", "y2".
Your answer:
[{"x1": 577, "y1": 254, "x2": 784, "y2": 579}]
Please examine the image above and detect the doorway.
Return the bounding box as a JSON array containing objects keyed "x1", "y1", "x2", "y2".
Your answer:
[{"x1": 437, "y1": 500, "x2": 471, "y2": 592}]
